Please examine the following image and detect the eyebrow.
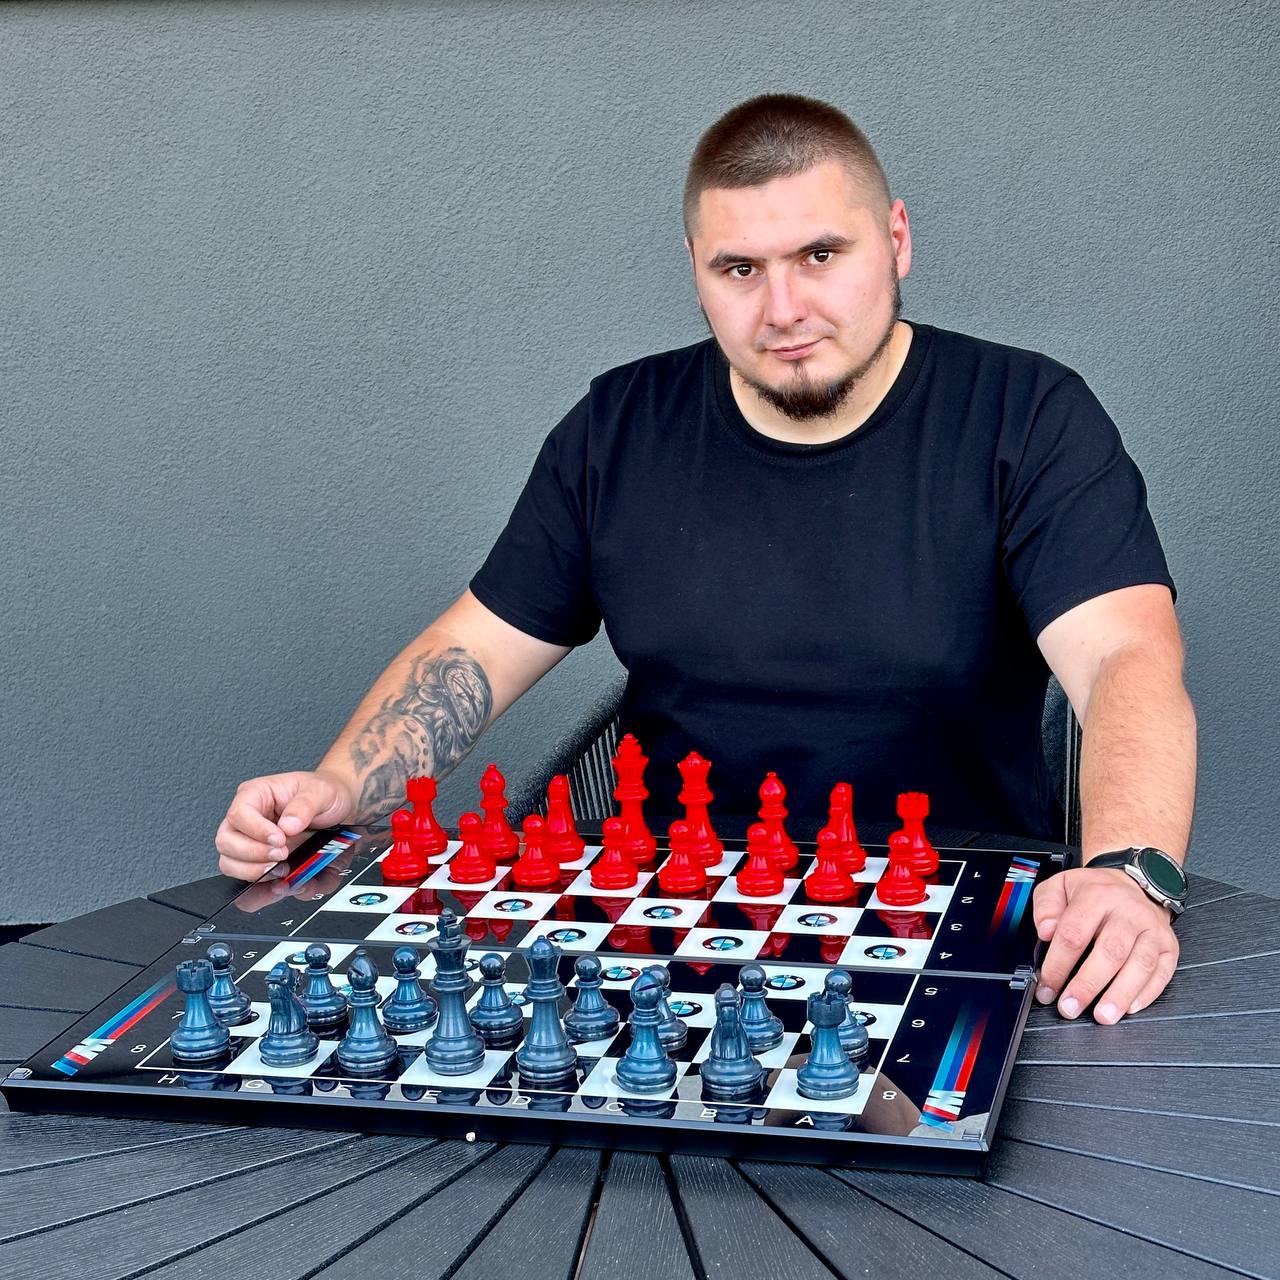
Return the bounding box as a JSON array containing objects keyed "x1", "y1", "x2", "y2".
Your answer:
[{"x1": 705, "y1": 232, "x2": 854, "y2": 272}]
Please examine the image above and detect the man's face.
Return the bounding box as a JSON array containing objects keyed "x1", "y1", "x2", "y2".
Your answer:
[{"x1": 687, "y1": 160, "x2": 912, "y2": 421}]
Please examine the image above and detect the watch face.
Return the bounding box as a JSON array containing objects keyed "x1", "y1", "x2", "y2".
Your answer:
[{"x1": 1137, "y1": 848, "x2": 1187, "y2": 897}]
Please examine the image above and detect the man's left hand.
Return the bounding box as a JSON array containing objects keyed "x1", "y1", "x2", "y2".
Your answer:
[{"x1": 1032, "y1": 866, "x2": 1179, "y2": 1024}]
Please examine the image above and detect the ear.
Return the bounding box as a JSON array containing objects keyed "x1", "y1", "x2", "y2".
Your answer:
[
  {"x1": 684, "y1": 236, "x2": 695, "y2": 268},
  {"x1": 888, "y1": 199, "x2": 912, "y2": 280}
]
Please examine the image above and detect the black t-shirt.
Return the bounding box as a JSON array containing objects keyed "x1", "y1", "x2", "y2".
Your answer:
[{"x1": 470, "y1": 322, "x2": 1175, "y2": 840}]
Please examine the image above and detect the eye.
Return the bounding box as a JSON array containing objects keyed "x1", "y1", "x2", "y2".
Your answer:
[
  {"x1": 809, "y1": 249, "x2": 834, "y2": 265},
  {"x1": 726, "y1": 264, "x2": 754, "y2": 279}
]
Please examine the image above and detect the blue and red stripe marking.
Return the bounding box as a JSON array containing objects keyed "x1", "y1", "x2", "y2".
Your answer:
[
  {"x1": 919, "y1": 1002, "x2": 990, "y2": 1128},
  {"x1": 988, "y1": 856, "x2": 1039, "y2": 936},
  {"x1": 52, "y1": 976, "x2": 176, "y2": 1076},
  {"x1": 285, "y1": 829, "x2": 361, "y2": 888}
]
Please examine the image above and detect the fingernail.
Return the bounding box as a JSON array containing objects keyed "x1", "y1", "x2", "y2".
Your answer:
[
  {"x1": 1129, "y1": 1000, "x2": 1143, "y2": 1015},
  {"x1": 1096, "y1": 1001, "x2": 1118, "y2": 1024},
  {"x1": 1059, "y1": 995, "x2": 1081, "y2": 1018},
  {"x1": 1035, "y1": 984, "x2": 1056, "y2": 1004},
  {"x1": 1039, "y1": 917, "x2": 1057, "y2": 937}
]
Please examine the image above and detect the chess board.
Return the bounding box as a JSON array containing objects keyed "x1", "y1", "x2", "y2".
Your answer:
[{"x1": 2, "y1": 825, "x2": 1065, "y2": 1174}]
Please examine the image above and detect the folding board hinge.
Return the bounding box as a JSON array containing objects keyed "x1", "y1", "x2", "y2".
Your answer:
[{"x1": 1009, "y1": 964, "x2": 1036, "y2": 990}]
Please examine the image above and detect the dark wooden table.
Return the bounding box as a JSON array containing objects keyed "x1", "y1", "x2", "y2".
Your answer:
[{"x1": 2, "y1": 833, "x2": 1276, "y2": 1280}]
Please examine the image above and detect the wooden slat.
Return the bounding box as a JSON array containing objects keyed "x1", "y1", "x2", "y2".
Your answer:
[
  {"x1": 0, "y1": 1126, "x2": 349, "y2": 1240},
  {"x1": 576, "y1": 1151, "x2": 697, "y2": 1280},
  {"x1": 148, "y1": 874, "x2": 244, "y2": 921},
  {"x1": 0, "y1": 942, "x2": 140, "y2": 1013},
  {"x1": 737, "y1": 1162, "x2": 1004, "y2": 1279},
  {"x1": 835, "y1": 1166, "x2": 1243, "y2": 1280},
  {"x1": 1173, "y1": 894, "x2": 1280, "y2": 967},
  {"x1": 1006, "y1": 1063, "x2": 1280, "y2": 1125},
  {"x1": 310, "y1": 1142, "x2": 551, "y2": 1279},
  {"x1": 1184, "y1": 874, "x2": 1246, "y2": 905},
  {"x1": 669, "y1": 1155, "x2": 836, "y2": 1279},
  {"x1": 0, "y1": 1005, "x2": 76, "y2": 1066},
  {"x1": 0, "y1": 1110, "x2": 229, "y2": 1173},
  {"x1": 985, "y1": 1140, "x2": 1276, "y2": 1277},
  {"x1": 452, "y1": 1145, "x2": 603, "y2": 1280},
  {"x1": 996, "y1": 1098, "x2": 1280, "y2": 1192},
  {"x1": 1016, "y1": 1010, "x2": 1280, "y2": 1067},
  {"x1": 22, "y1": 898, "x2": 194, "y2": 966},
  {"x1": 0, "y1": 1134, "x2": 413, "y2": 1280}
]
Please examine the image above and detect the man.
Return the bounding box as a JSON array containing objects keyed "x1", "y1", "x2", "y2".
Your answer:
[{"x1": 216, "y1": 95, "x2": 1196, "y2": 1026}]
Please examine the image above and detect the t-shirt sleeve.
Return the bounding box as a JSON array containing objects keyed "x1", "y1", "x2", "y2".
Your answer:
[
  {"x1": 468, "y1": 393, "x2": 603, "y2": 648},
  {"x1": 1000, "y1": 374, "x2": 1176, "y2": 639}
]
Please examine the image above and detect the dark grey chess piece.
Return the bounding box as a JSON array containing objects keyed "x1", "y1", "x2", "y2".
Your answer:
[
  {"x1": 469, "y1": 952, "x2": 524, "y2": 1044},
  {"x1": 335, "y1": 950, "x2": 398, "y2": 1076},
  {"x1": 299, "y1": 942, "x2": 348, "y2": 1032},
  {"x1": 700, "y1": 984, "x2": 764, "y2": 1099},
  {"x1": 206, "y1": 942, "x2": 254, "y2": 1026},
  {"x1": 615, "y1": 970, "x2": 677, "y2": 1094},
  {"x1": 564, "y1": 954, "x2": 620, "y2": 1044},
  {"x1": 381, "y1": 946, "x2": 438, "y2": 1034},
  {"x1": 171, "y1": 959, "x2": 231, "y2": 1062},
  {"x1": 260, "y1": 962, "x2": 320, "y2": 1067},
  {"x1": 738, "y1": 963, "x2": 784, "y2": 1051},
  {"x1": 827, "y1": 969, "x2": 870, "y2": 1066},
  {"x1": 797, "y1": 984, "x2": 861, "y2": 1101},
  {"x1": 644, "y1": 963, "x2": 687, "y2": 1050},
  {"x1": 514, "y1": 937, "x2": 579, "y2": 1084},
  {"x1": 424, "y1": 910, "x2": 485, "y2": 1075}
]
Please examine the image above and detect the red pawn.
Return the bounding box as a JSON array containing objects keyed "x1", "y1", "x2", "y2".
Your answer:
[
  {"x1": 611, "y1": 734, "x2": 657, "y2": 866},
  {"x1": 897, "y1": 791, "x2": 939, "y2": 875},
  {"x1": 735, "y1": 822, "x2": 784, "y2": 897},
  {"x1": 406, "y1": 776, "x2": 449, "y2": 859},
  {"x1": 480, "y1": 764, "x2": 520, "y2": 862},
  {"x1": 512, "y1": 814, "x2": 560, "y2": 888},
  {"x1": 448, "y1": 812, "x2": 496, "y2": 884},
  {"x1": 658, "y1": 820, "x2": 707, "y2": 895},
  {"x1": 382, "y1": 807, "x2": 427, "y2": 882},
  {"x1": 543, "y1": 774, "x2": 585, "y2": 863},
  {"x1": 826, "y1": 782, "x2": 867, "y2": 873},
  {"x1": 877, "y1": 831, "x2": 928, "y2": 906},
  {"x1": 591, "y1": 816, "x2": 640, "y2": 890},
  {"x1": 758, "y1": 773, "x2": 798, "y2": 870},
  {"x1": 678, "y1": 752, "x2": 722, "y2": 867},
  {"x1": 805, "y1": 828, "x2": 856, "y2": 903}
]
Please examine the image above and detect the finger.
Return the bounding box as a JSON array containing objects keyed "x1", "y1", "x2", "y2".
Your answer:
[
  {"x1": 1125, "y1": 943, "x2": 1180, "y2": 1016},
  {"x1": 1037, "y1": 895, "x2": 1110, "y2": 1000},
  {"x1": 216, "y1": 819, "x2": 285, "y2": 868},
  {"x1": 219, "y1": 851, "x2": 287, "y2": 883},
  {"x1": 1056, "y1": 922, "x2": 1138, "y2": 1018},
  {"x1": 225, "y1": 787, "x2": 291, "y2": 850},
  {"x1": 1091, "y1": 930, "x2": 1170, "y2": 1024},
  {"x1": 277, "y1": 784, "x2": 329, "y2": 836},
  {"x1": 1033, "y1": 874, "x2": 1068, "y2": 941}
]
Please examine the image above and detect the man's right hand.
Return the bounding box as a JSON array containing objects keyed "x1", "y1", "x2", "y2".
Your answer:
[{"x1": 216, "y1": 770, "x2": 357, "y2": 882}]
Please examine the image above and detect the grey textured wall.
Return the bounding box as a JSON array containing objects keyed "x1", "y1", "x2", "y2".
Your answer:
[{"x1": 3, "y1": 0, "x2": 1277, "y2": 921}]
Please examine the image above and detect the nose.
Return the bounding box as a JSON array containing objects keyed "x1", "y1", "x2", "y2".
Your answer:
[{"x1": 761, "y1": 268, "x2": 806, "y2": 332}]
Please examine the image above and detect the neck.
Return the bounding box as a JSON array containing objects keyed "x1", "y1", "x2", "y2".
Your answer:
[{"x1": 729, "y1": 320, "x2": 913, "y2": 446}]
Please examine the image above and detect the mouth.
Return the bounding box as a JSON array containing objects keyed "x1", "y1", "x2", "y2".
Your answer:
[{"x1": 768, "y1": 339, "x2": 821, "y2": 360}]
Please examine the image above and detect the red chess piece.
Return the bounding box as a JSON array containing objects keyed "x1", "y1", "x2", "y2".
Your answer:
[
  {"x1": 658, "y1": 820, "x2": 708, "y2": 895},
  {"x1": 543, "y1": 774, "x2": 585, "y2": 863},
  {"x1": 480, "y1": 764, "x2": 521, "y2": 862},
  {"x1": 592, "y1": 894, "x2": 631, "y2": 926},
  {"x1": 762, "y1": 819, "x2": 797, "y2": 874},
  {"x1": 677, "y1": 751, "x2": 723, "y2": 867},
  {"x1": 611, "y1": 734, "x2": 657, "y2": 866},
  {"x1": 897, "y1": 791, "x2": 939, "y2": 875},
  {"x1": 877, "y1": 831, "x2": 929, "y2": 906},
  {"x1": 820, "y1": 935, "x2": 846, "y2": 965},
  {"x1": 736, "y1": 822, "x2": 784, "y2": 897},
  {"x1": 826, "y1": 782, "x2": 867, "y2": 873},
  {"x1": 448, "y1": 812, "x2": 497, "y2": 884},
  {"x1": 805, "y1": 828, "x2": 856, "y2": 903},
  {"x1": 757, "y1": 772, "x2": 798, "y2": 866},
  {"x1": 405, "y1": 776, "x2": 449, "y2": 859},
  {"x1": 382, "y1": 807, "x2": 428, "y2": 882},
  {"x1": 591, "y1": 816, "x2": 640, "y2": 890},
  {"x1": 876, "y1": 910, "x2": 933, "y2": 940},
  {"x1": 512, "y1": 814, "x2": 560, "y2": 888}
]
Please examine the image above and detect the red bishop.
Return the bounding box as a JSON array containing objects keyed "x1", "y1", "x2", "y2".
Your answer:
[
  {"x1": 758, "y1": 772, "x2": 798, "y2": 869},
  {"x1": 825, "y1": 782, "x2": 867, "y2": 873},
  {"x1": 543, "y1": 774, "x2": 586, "y2": 863},
  {"x1": 480, "y1": 764, "x2": 521, "y2": 863}
]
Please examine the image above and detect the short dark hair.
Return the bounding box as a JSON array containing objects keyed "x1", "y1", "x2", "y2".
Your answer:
[{"x1": 683, "y1": 94, "x2": 891, "y2": 238}]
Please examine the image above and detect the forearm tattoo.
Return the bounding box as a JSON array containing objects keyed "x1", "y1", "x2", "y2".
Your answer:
[{"x1": 348, "y1": 648, "x2": 492, "y2": 822}]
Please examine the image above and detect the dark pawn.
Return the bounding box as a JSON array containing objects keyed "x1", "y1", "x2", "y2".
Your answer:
[
  {"x1": 797, "y1": 986, "x2": 861, "y2": 1101},
  {"x1": 336, "y1": 950, "x2": 398, "y2": 1076},
  {"x1": 827, "y1": 969, "x2": 870, "y2": 1066},
  {"x1": 171, "y1": 959, "x2": 231, "y2": 1063},
  {"x1": 515, "y1": 937, "x2": 579, "y2": 1085},
  {"x1": 381, "y1": 947, "x2": 438, "y2": 1035},
  {"x1": 738, "y1": 963, "x2": 784, "y2": 1052},
  {"x1": 206, "y1": 942, "x2": 254, "y2": 1026},
  {"x1": 469, "y1": 952, "x2": 524, "y2": 1044},
  {"x1": 260, "y1": 962, "x2": 320, "y2": 1067},
  {"x1": 564, "y1": 955, "x2": 620, "y2": 1044},
  {"x1": 299, "y1": 943, "x2": 348, "y2": 1032},
  {"x1": 700, "y1": 984, "x2": 764, "y2": 1099},
  {"x1": 424, "y1": 911, "x2": 485, "y2": 1075},
  {"x1": 644, "y1": 963, "x2": 687, "y2": 1051},
  {"x1": 616, "y1": 971, "x2": 676, "y2": 1094}
]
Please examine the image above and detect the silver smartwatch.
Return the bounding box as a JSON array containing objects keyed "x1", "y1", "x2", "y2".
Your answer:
[{"x1": 1087, "y1": 846, "x2": 1188, "y2": 916}]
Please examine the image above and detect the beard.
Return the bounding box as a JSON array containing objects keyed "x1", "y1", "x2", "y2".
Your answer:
[{"x1": 707, "y1": 266, "x2": 902, "y2": 423}]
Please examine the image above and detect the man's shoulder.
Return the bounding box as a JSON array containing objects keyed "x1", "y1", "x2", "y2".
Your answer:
[
  {"x1": 915, "y1": 320, "x2": 1083, "y2": 392},
  {"x1": 586, "y1": 337, "x2": 718, "y2": 402}
]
